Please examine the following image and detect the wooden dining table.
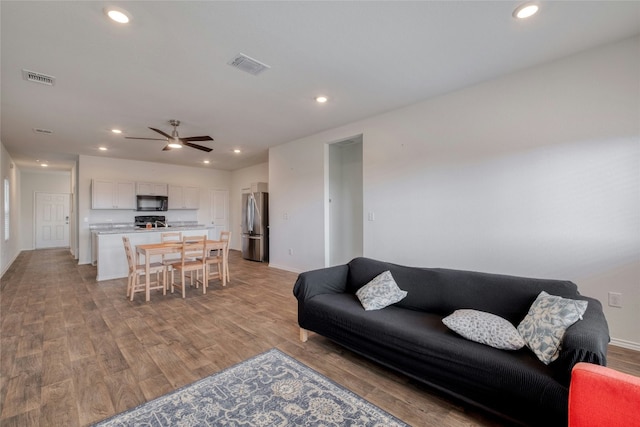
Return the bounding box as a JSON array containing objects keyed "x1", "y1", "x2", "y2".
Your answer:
[{"x1": 135, "y1": 240, "x2": 228, "y2": 301}]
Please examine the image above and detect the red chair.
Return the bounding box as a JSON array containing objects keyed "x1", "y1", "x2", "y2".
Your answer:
[{"x1": 569, "y1": 362, "x2": 640, "y2": 427}]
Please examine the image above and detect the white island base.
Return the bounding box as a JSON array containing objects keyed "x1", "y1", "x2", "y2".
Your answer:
[{"x1": 95, "y1": 227, "x2": 213, "y2": 281}]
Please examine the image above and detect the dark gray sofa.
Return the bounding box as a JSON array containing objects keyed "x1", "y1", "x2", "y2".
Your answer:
[{"x1": 293, "y1": 257, "x2": 609, "y2": 426}]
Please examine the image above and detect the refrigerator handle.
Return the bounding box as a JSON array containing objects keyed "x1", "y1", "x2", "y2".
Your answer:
[{"x1": 247, "y1": 195, "x2": 254, "y2": 233}]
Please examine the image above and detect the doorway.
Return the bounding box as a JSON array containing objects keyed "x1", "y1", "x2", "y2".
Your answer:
[
  {"x1": 35, "y1": 192, "x2": 70, "y2": 249},
  {"x1": 328, "y1": 136, "x2": 363, "y2": 266},
  {"x1": 209, "y1": 189, "x2": 229, "y2": 240}
]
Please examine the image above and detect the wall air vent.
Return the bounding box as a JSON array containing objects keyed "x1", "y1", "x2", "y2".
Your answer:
[
  {"x1": 33, "y1": 128, "x2": 53, "y2": 135},
  {"x1": 227, "y1": 53, "x2": 270, "y2": 76},
  {"x1": 22, "y1": 69, "x2": 56, "y2": 86}
]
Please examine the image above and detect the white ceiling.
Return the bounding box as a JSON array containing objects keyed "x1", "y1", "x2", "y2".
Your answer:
[{"x1": 2, "y1": 1, "x2": 639, "y2": 172}]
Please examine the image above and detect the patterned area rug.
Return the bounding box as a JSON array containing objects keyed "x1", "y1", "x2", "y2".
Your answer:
[{"x1": 93, "y1": 348, "x2": 408, "y2": 426}]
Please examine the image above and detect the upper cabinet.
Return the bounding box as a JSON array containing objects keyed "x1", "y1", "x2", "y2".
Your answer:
[
  {"x1": 168, "y1": 185, "x2": 200, "y2": 209},
  {"x1": 92, "y1": 179, "x2": 135, "y2": 209},
  {"x1": 136, "y1": 182, "x2": 168, "y2": 196}
]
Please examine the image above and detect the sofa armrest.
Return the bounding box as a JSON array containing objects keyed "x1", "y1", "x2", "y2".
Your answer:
[
  {"x1": 293, "y1": 264, "x2": 349, "y2": 303},
  {"x1": 552, "y1": 296, "x2": 609, "y2": 385},
  {"x1": 569, "y1": 362, "x2": 640, "y2": 427}
]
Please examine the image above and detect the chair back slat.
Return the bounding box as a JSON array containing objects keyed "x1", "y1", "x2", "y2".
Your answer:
[
  {"x1": 122, "y1": 236, "x2": 135, "y2": 274},
  {"x1": 181, "y1": 235, "x2": 207, "y2": 265}
]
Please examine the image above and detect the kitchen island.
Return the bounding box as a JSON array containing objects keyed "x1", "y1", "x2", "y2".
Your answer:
[{"x1": 93, "y1": 226, "x2": 214, "y2": 281}]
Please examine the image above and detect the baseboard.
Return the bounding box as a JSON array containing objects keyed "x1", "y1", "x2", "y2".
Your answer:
[
  {"x1": 610, "y1": 338, "x2": 640, "y2": 352},
  {"x1": 267, "y1": 263, "x2": 304, "y2": 274},
  {"x1": 0, "y1": 249, "x2": 21, "y2": 279}
]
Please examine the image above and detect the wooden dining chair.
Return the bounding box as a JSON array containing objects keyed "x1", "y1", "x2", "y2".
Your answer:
[
  {"x1": 219, "y1": 231, "x2": 231, "y2": 282},
  {"x1": 199, "y1": 246, "x2": 224, "y2": 288},
  {"x1": 170, "y1": 235, "x2": 207, "y2": 298},
  {"x1": 122, "y1": 236, "x2": 167, "y2": 301},
  {"x1": 160, "y1": 231, "x2": 182, "y2": 283},
  {"x1": 161, "y1": 231, "x2": 182, "y2": 244}
]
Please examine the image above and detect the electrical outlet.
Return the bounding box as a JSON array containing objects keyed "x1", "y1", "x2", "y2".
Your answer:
[
  {"x1": 368, "y1": 212, "x2": 375, "y2": 221},
  {"x1": 608, "y1": 292, "x2": 623, "y2": 308},
  {"x1": 288, "y1": 248, "x2": 293, "y2": 255}
]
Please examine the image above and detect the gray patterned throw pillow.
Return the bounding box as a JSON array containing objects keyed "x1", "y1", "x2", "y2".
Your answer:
[
  {"x1": 442, "y1": 309, "x2": 526, "y2": 350},
  {"x1": 517, "y1": 291, "x2": 588, "y2": 365},
  {"x1": 356, "y1": 270, "x2": 407, "y2": 311}
]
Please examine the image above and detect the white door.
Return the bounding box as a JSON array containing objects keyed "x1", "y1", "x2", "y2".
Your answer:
[
  {"x1": 36, "y1": 192, "x2": 70, "y2": 248},
  {"x1": 210, "y1": 189, "x2": 229, "y2": 239}
]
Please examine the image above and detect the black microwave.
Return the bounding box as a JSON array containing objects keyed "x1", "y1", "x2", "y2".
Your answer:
[{"x1": 136, "y1": 195, "x2": 168, "y2": 211}]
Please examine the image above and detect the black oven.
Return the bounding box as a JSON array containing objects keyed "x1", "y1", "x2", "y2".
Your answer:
[
  {"x1": 135, "y1": 215, "x2": 167, "y2": 228},
  {"x1": 136, "y1": 195, "x2": 168, "y2": 211}
]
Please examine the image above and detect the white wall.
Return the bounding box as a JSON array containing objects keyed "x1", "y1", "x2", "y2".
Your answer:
[
  {"x1": 0, "y1": 141, "x2": 21, "y2": 276},
  {"x1": 269, "y1": 36, "x2": 640, "y2": 346},
  {"x1": 20, "y1": 170, "x2": 72, "y2": 250},
  {"x1": 77, "y1": 155, "x2": 231, "y2": 264},
  {"x1": 229, "y1": 162, "x2": 268, "y2": 251}
]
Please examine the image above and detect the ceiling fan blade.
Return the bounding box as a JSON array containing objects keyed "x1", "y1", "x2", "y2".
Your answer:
[
  {"x1": 183, "y1": 142, "x2": 213, "y2": 152},
  {"x1": 125, "y1": 136, "x2": 167, "y2": 140},
  {"x1": 181, "y1": 135, "x2": 213, "y2": 142},
  {"x1": 149, "y1": 127, "x2": 172, "y2": 139}
]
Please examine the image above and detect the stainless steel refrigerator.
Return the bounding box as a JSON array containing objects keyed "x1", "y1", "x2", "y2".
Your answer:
[{"x1": 241, "y1": 191, "x2": 269, "y2": 262}]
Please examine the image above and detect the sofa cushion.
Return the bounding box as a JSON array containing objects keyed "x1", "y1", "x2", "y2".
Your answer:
[
  {"x1": 355, "y1": 270, "x2": 407, "y2": 310},
  {"x1": 518, "y1": 291, "x2": 588, "y2": 365},
  {"x1": 346, "y1": 257, "x2": 580, "y2": 324},
  {"x1": 442, "y1": 309, "x2": 525, "y2": 350}
]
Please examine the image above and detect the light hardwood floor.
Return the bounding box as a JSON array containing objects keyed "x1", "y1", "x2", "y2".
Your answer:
[{"x1": 1, "y1": 249, "x2": 639, "y2": 426}]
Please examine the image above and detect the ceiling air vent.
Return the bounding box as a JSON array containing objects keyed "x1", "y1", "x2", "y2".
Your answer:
[
  {"x1": 22, "y1": 69, "x2": 56, "y2": 86},
  {"x1": 33, "y1": 128, "x2": 53, "y2": 135},
  {"x1": 227, "y1": 53, "x2": 270, "y2": 76}
]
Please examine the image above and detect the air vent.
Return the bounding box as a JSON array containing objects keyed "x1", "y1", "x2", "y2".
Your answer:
[
  {"x1": 33, "y1": 128, "x2": 53, "y2": 135},
  {"x1": 227, "y1": 53, "x2": 270, "y2": 76},
  {"x1": 22, "y1": 69, "x2": 56, "y2": 86}
]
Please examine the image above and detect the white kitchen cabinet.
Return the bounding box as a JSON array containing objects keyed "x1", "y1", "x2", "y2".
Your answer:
[
  {"x1": 92, "y1": 179, "x2": 135, "y2": 209},
  {"x1": 136, "y1": 182, "x2": 168, "y2": 196},
  {"x1": 168, "y1": 185, "x2": 200, "y2": 209}
]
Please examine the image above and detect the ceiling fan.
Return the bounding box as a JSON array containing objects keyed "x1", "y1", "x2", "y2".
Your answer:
[{"x1": 125, "y1": 119, "x2": 213, "y2": 152}]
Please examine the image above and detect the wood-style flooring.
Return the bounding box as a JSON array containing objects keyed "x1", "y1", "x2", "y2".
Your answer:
[{"x1": 1, "y1": 248, "x2": 639, "y2": 426}]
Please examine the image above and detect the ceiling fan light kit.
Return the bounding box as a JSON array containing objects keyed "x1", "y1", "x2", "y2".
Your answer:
[
  {"x1": 125, "y1": 119, "x2": 213, "y2": 152},
  {"x1": 104, "y1": 7, "x2": 131, "y2": 24},
  {"x1": 513, "y1": 2, "x2": 539, "y2": 19}
]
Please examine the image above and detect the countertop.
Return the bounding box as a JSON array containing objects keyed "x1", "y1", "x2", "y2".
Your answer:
[{"x1": 90, "y1": 223, "x2": 209, "y2": 235}]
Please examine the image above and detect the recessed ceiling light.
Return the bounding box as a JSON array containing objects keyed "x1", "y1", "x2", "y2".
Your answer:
[
  {"x1": 233, "y1": 149, "x2": 241, "y2": 154},
  {"x1": 513, "y1": 2, "x2": 539, "y2": 19},
  {"x1": 315, "y1": 96, "x2": 328, "y2": 103},
  {"x1": 104, "y1": 7, "x2": 131, "y2": 24},
  {"x1": 111, "y1": 129, "x2": 122, "y2": 134},
  {"x1": 203, "y1": 160, "x2": 210, "y2": 164},
  {"x1": 99, "y1": 147, "x2": 108, "y2": 151},
  {"x1": 40, "y1": 163, "x2": 48, "y2": 167}
]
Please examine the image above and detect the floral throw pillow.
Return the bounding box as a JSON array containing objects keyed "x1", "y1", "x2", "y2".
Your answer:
[
  {"x1": 442, "y1": 309, "x2": 525, "y2": 350},
  {"x1": 356, "y1": 270, "x2": 407, "y2": 311},
  {"x1": 517, "y1": 291, "x2": 588, "y2": 365}
]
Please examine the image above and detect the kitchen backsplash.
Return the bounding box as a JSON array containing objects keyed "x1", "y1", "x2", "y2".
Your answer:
[
  {"x1": 90, "y1": 220, "x2": 200, "y2": 232},
  {"x1": 87, "y1": 210, "x2": 199, "y2": 227}
]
